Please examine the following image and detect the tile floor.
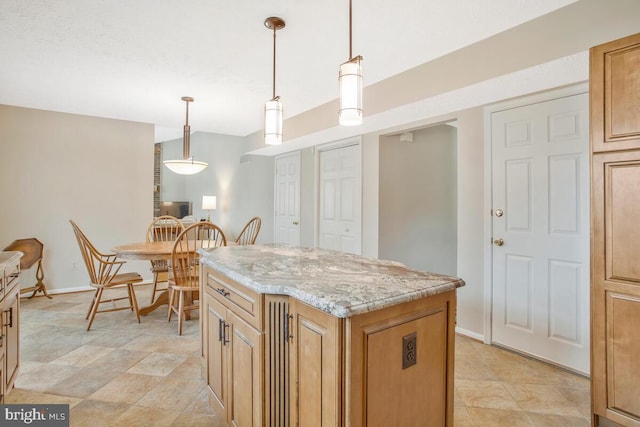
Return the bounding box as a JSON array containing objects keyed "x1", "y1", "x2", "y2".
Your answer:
[{"x1": 8, "y1": 286, "x2": 591, "y2": 426}]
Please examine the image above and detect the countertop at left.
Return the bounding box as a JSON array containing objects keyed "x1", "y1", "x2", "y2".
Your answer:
[{"x1": 0, "y1": 251, "x2": 22, "y2": 268}]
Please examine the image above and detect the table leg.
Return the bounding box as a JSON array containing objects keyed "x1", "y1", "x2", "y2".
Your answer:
[{"x1": 139, "y1": 290, "x2": 169, "y2": 316}]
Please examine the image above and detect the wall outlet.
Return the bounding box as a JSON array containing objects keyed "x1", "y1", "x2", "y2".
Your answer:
[{"x1": 402, "y1": 332, "x2": 417, "y2": 369}]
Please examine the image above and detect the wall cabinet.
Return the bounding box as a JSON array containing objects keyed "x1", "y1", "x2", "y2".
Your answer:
[
  {"x1": 202, "y1": 263, "x2": 456, "y2": 426},
  {"x1": 591, "y1": 32, "x2": 640, "y2": 427},
  {"x1": 0, "y1": 252, "x2": 20, "y2": 403}
]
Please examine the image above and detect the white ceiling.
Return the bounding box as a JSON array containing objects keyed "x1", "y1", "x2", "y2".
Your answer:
[{"x1": 0, "y1": 0, "x2": 580, "y2": 140}]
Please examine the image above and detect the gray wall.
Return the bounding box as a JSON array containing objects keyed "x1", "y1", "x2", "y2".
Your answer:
[
  {"x1": 161, "y1": 132, "x2": 274, "y2": 243},
  {"x1": 379, "y1": 125, "x2": 457, "y2": 276}
]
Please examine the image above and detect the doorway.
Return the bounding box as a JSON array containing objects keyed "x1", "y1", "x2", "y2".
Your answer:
[
  {"x1": 378, "y1": 124, "x2": 458, "y2": 276},
  {"x1": 274, "y1": 152, "x2": 301, "y2": 245}
]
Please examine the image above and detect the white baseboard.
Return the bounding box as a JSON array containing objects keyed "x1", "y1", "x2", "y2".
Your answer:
[
  {"x1": 21, "y1": 280, "x2": 153, "y2": 296},
  {"x1": 455, "y1": 326, "x2": 485, "y2": 342}
]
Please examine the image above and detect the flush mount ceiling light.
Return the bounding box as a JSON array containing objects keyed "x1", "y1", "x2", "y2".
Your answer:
[
  {"x1": 338, "y1": 0, "x2": 363, "y2": 126},
  {"x1": 264, "y1": 16, "x2": 286, "y2": 146},
  {"x1": 163, "y1": 96, "x2": 208, "y2": 175}
]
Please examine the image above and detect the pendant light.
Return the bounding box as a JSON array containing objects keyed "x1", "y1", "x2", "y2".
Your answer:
[
  {"x1": 163, "y1": 96, "x2": 208, "y2": 175},
  {"x1": 338, "y1": 0, "x2": 363, "y2": 126},
  {"x1": 264, "y1": 16, "x2": 285, "y2": 145}
]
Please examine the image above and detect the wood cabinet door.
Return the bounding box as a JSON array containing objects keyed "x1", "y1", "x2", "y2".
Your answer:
[
  {"x1": 592, "y1": 151, "x2": 640, "y2": 426},
  {"x1": 227, "y1": 310, "x2": 263, "y2": 427},
  {"x1": 591, "y1": 32, "x2": 640, "y2": 153},
  {"x1": 205, "y1": 294, "x2": 227, "y2": 414},
  {"x1": 3, "y1": 288, "x2": 18, "y2": 393},
  {"x1": 289, "y1": 300, "x2": 341, "y2": 427}
]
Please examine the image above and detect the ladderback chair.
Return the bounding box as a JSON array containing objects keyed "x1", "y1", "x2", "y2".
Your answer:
[
  {"x1": 168, "y1": 221, "x2": 227, "y2": 335},
  {"x1": 70, "y1": 220, "x2": 143, "y2": 331},
  {"x1": 3, "y1": 237, "x2": 51, "y2": 299},
  {"x1": 234, "y1": 216, "x2": 262, "y2": 245},
  {"x1": 145, "y1": 215, "x2": 184, "y2": 304}
]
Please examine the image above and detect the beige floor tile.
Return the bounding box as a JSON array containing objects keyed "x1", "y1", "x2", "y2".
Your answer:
[
  {"x1": 453, "y1": 405, "x2": 473, "y2": 427},
  {"x1": 46, "y1": 366, "x2": 122, "y2": 399},
  {"x1": 484, "y1": 358, "x2": 550, "y2": 385},
  {"x1": 454, "y1": 358, "x2": 498, "y2": 381},
  {"x1": 68, "y1": 399, "x2": 131, "y2": 427},
  {"x1": 456, "y1": 379, "x2": 520, "y2": 410},
  {"x1": 526, "y1": 412, "x2": 590, "y2": 427},
  {"x1": 88, "y1": 372, "x2": 164, "y2": 404},
  {"x1": 171, "y1": 412, "x2": 227, "y2": 427},
  {"x1": 127, "y1": 352, "x2": 189, "y2": 377},
  {"x1": 504, "y1": 383, "x2": 583, "y2": 417},
  {"x1": 465, "y1": 407, "x2": 534, "y2": 427},
  {"x1": 14, "y1": 364, "x2": 81, "y2": 392},
  {"x1": 4, "y1": 388, "x2": 83, "y2": 407},
  {"x1": 50, "y1": 344, "x2": 116, "y2": 367},
  {"x1": 113, "y1": 405, "x2": 181, "y2": 427},
  {"x1": 135, "y1": 377, "x2": 205, "y2": 412},
  {"x1": 85, "y1": 348, "x2": 150, "y2": 372}
]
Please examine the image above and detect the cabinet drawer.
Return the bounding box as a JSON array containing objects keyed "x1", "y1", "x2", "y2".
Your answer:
[
  {"x1": 3, "y1": 261, "x2": 20, "y2": 295},
  {"x1": 205, "y1": 268, "x2": 263, "y2": 330}
]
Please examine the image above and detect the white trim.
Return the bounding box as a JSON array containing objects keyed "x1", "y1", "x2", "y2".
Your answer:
[
  {"x1": 24, "y1": 281, "x2": 153, "y2": 296},
  {"x1": 455, "y1": 327, "x2": 485, "y2": 342},
  {"x1": 482, "y1": 82, "x2": 589, "y2": 346}
]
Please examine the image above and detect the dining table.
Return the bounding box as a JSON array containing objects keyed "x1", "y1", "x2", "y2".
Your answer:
[{"x1": 112, "y1": 240, "x2": 233, "y2": 316}]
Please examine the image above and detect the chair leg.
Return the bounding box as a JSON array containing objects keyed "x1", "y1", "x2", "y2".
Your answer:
[
  {"x1": 87, "y1": 288, "x2": 104, "y2": 331},
  {"x1": 177, "y1": 290, "x2": 185, "y2": 336},
  {"x1": 167, "y1": 288, "x2": 175, "y2": 322},
  {"x1": 150, "y1": 271, "x2": 159, "y2": 304},
  {"x1": 86, "y1": 289, "x2": 100, "y2": 320},
  {"x1": 128, "y1": 284, "x2": 141, "y2": 323}
]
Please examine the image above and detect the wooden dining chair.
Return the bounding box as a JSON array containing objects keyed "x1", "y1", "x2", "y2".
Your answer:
[
  {"x1": 234, "y1": 216, "x2": 262, "y2": 245},
  {"x1": 145, "y1": 215, "x2": 184, "y2": 304},
  {"x1": 168, "y1": 221, "x2": 227, "y2": 335},
  {"x1": 70, "y1": 220, "x2": 143, "y2": 331}
]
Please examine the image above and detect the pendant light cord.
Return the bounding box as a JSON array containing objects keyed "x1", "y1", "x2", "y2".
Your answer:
[
  {"x1": 348, "y1": 0, "x2": 353, "y2": 59},
  {"x1": 272, "y1": 26, "x2": 277, "y2": 99}
]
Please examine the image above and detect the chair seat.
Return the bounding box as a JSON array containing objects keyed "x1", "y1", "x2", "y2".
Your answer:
[{"x1": 102, "y1": 272, "x2": 144, "y2": 287}]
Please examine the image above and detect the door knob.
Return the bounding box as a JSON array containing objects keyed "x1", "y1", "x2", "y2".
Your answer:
[
  {"x1": 495, "y1": 209, "x2": 504, "y2": 217},
  {"x1": 292, "y1": 221, "x2": 299, "y2": 225},
  {"x1": 493, "y1": 238, "x2": 504, "y2": 246}
]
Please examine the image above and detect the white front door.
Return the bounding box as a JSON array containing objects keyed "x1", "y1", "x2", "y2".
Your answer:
[
  {"x1": 318, "y1": 143, "x2": 362, "y2": 255},
  {"x1": 490, "y1": 92, "x2": 590, "y2": 374},
  {"x1": 274, "y1": 152, "x2": 300, "y2": 245}
]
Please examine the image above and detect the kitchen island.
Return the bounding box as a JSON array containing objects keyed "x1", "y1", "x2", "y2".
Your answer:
[{"x1": 199, "y1": 244, "x2": 465, "y2": 427}]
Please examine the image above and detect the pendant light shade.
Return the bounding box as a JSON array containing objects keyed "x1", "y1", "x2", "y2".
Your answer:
[
  {"x1": 264, "y1": 16, "x2": 285, "y2": 146},
  {"x1": 339, "y1": 55, "x2": 363, "y2": 126},
  {"x1": 338, "y1": 0, "x2": 363, "y2": 126},
  {"x1": 265, "y1": 96, "x2": 283, "y2": 145},
  {"x1": 163, "y1": 96, "x2": 208, "y2": 175}
]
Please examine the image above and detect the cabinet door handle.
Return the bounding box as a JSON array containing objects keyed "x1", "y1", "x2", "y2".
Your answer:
[
  {"x1": 223, "y1": 322, "x2": 230, "y2": 345},
  {"x1": 218, "y1": 318, "x2": 224, "y2": 342},
  {"x1": 3, "y1": 307, "x2": 13, "y2": 328},
  {"x1": 215, "y1": 288, "x2": 230, "y2": 297},
  {"x1": 9, "y1": 272, "x2": 19, "y2": 279},
  {"x1": 284, "y1": 312, "x2": 294, "y2": 342}
]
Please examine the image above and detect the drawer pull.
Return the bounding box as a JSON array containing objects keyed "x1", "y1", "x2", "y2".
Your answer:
[{"x1": 215, "y1": 288, "x2": 230, "y2": 298}]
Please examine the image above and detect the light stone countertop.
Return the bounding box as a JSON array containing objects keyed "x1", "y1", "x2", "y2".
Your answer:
[
  {"x1": 199, "y1": 244, "x2": 465, "y2": 318},
  {"x1": 0, "y1": 251, "x2": 22, "y2": 269}
]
